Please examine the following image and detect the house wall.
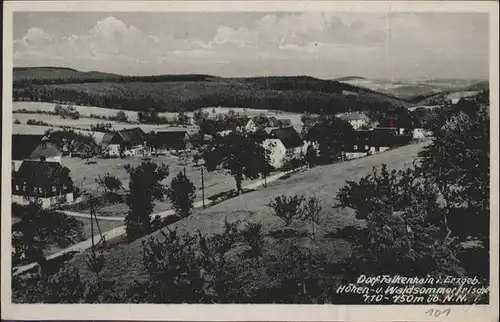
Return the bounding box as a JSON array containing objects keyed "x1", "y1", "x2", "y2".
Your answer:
[
  {"x1": 369, "y1": 146, "x2": 390, "y2": 154},
  {"x1": 344, "y1": 152, "x2": 368, "y2": 160},
  {"x1": 349, "y1": 119, "x2": 369, "y2": 130},
  {"x1": 413, "y1": 128, "x2": 428, "y2": 140},
  {"x1": 124, "y1": 146, "x2": 146, "y2": 156},
  {"x1": 12, "y1": 193, "x2": 74, "y2": 209},
  {"x1": 45, "y1": 155, "x2": 61, "y2": 162},
  {"x1": 107, "y1": 144, "x2": 121, "y2": 157},
  {"x1": 12, "y1": 160, "x2": 23, "y2": 172},
  {"x1": 263, "y1": 139, "x2": 287, "y2": 169}
]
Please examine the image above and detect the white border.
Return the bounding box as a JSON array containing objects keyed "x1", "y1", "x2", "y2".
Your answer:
[{"x1": 2, "y1": 2, "x2": 499, "y2": 321}]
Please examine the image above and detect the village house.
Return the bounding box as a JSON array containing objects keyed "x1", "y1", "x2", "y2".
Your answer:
[
  {"x1": 101, "y1": 127, "x2": 146, "y2": 157},
  {"x1": 150, "y1": 130, "x2": 190, "y2": 155},
  {"x1": 12, "y1": 160, "x2": 74, "y2": 208},
  {"x1": 12, "y1": 134, "x2": 61, "y2": 171},
  {"x1": 262, "y1": 126, "x2": 306, "y2": 169},
  {"x1": 336, "y1": 112, "x2": 371, "y2": 130},
  {"x1": 342, "y1": 130, "x2": 374, "y2": 160}
]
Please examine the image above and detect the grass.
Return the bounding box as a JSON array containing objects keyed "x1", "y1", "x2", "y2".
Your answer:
[
  {"x1": 67, "y1": 141, "x2": 428, "y2": 292},
  {"x1": 63, "y1": 153, "x2": 237, "y2": 215}
]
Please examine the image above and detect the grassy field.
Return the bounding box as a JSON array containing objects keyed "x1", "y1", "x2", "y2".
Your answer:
[
  {"x1": 67, "y1": 141, "x2": 428, "y2": 291},
  {"x1": 63, "y1": 152, "x2": 237, "y2": 215},
  {"x1": 12, "y1": 112, "x2": 198, "y2": 136},
  {"x1": 13, "y1": 101, "x2": 186, "y2": 123}
]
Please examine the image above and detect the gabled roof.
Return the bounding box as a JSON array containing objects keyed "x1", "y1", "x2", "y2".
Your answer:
[
  {"x1": 118, "y1": 128, "x2": 145, "y2": 146},
  {"x1": 14, "y1": 160, "x2": 71, "y2": 186},
  {"x1": 267, "y1": 126, "x2": 304, "y2": 149},
  {"x1": 101, "y1": 132, "x2": 116, "y2": 146},
  {"x1": 30, "y1": 141, "x2": 61, "y2": 160},
  {"x1": 12, "y1": 134, "x2": 45, "y2": 161},
  {"x1": 337, "y1": 112, "x2": 370, "y2": 122},
  {"x1": 154, "y1": 131, "x2": 189, "y2": 149},
  {"x1": 103, "y1": 127, "x2": 145, "y2": 147}
]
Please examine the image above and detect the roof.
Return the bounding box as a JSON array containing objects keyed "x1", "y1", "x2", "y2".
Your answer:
[
  {"x1": 101, "y1": 132, "x2": 115, "y2": 145},
  {"x1": 14, "y1": 160, "x2": 71, "y2": 186},
  {"x1": 30, "y1": 141, "x2": 61, "y2": 160},
  {"x1": 267, "y1": 126, "x2": 304, "y2": 149},
  {"x1": 154, "y1": 131, "x2": 188, "y2": 149},
  {"x1": 337, "y1": 112, "x2": 370, "y2": 122},
  {"x1": 12, "y1": 134, "x2": 45, "y2": 160},
  {"x1": 103, "y1": 128, "x2": 145, "y2": 147},
  {"x1": 118, "y1": 128, "x2": 145, "y2": 146}
]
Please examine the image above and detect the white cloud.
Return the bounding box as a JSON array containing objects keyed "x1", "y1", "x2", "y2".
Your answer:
[{"x1": 13, "y1": 13, "x2": 488, "y2": 79}]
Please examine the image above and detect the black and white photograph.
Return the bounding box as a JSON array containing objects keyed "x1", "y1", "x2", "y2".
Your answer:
[{"x1": 2, "y1": 1, "x2": 498, "y2": 321}]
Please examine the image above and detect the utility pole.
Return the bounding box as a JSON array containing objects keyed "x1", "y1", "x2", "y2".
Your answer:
[{"x1": 201, "y1": 166, "x2": 205, "y2": 208}]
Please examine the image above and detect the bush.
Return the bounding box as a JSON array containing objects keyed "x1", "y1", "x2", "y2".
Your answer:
[
  {"x1": 166, "y1": 171, "x2": 196, "y2": 218},
  {"x1": 14, "y1": 119, "x2": 21, "y2": 124},
  {"x1": 125, "y1": 162, "x2": 169, "y2": 240},
  {"x1": 281, "y1": 155, "x2": 307, "y2": 172},
  {"x1": 26, "y1": 119, "x2": 49, "y2": 126}
]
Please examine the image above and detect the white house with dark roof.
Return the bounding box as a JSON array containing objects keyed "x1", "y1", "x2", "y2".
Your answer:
[
  {"x1": 12, "y1": 134, "x2": 61, "y2": 171},
  {"x1": 101, "y1": 127, "x2": 146, "y2": 157},
  {"x1": 262, "y1": 126, "x2": 306, "y2": 169},
  {"x1": 12, "y1": 160, "x2": 74, "y2": 208},
  {"x1": 336, "y1": 112, "x2": 371, "y2": 130}
]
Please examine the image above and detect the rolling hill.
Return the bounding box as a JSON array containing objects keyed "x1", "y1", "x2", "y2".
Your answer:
[
  {"x1": 408, "y1": 80, "x2": 489, "y2": 105},
  {"x1": 13, "y1": 66, "x2": 122, "y2": 82},
  {"x1": 13, "y1": 67, "x2": 412, "y2": 114}
]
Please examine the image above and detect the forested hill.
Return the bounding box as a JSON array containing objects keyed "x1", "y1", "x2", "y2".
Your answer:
[{"x1": 13, "y1": 67, "x2": 413, "y2": 114}]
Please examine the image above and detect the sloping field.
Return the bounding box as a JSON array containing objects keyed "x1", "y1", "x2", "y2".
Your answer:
[
  {"x1": 13, "y1": 102, "x2": 188, "y2": 123},
  {"x1": 68, "y1": 141, "x2": 428, "y2": 290}
]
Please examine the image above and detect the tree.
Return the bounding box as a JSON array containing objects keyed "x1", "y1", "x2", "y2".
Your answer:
[
  {"x1": 199, "y1": 130, "x2": 270, "y2": 193},
  {"x1": 418, "y1": 101, "x2": 489, "y2": 247},
  {"x1": 335, "y1": 99, "x2": 490, "y2": 286},
  {"x1": 114, "y1": 111, "x2": 129, "y2": 123},
  {"x1": 166, "y1": 171, "x2": 196, "y2": 218},
  {"x1": 12, "y1": 202, "x2": 84, "y2": 274},
  {"x1": 193, "y1": 109, "x2": 209, "y2": 127},
  {"x1": 77, "y1": 132, "x2": 100, "y2": 162},
  {"x1": 177, "y1": 111, "x2": 190, "y2": 125},
  {"x1": 304, "y1": 115, "x2": 355, "y2": 163},
  {"x1": 124, "y1": 162, "x2": 170, "y2": 239},
  {"x1": 96, "y1": 173, "x2": 123, "y2": 201}
]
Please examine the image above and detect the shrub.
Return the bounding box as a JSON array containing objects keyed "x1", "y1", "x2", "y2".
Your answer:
[
  {"x1": 166, "y1": 171, "x2": 196, "y2": 218},
  {"x1": 14, "y1": 119, "x2": 21, "y2": 124},
  {"x1": 125, "y1": 162, "x2": 169, "y2": 240},
  {"x1": 26, "y1": 119, "x2": 49, "y2": 126}
]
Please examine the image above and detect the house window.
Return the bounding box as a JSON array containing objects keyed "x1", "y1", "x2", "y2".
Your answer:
[
  {"x1": 365, "y1": 145, "x2": 369, "y2": 150},
  {"x1": 354, "y1": 145, "x2": 358, "y2": 151},
  {"x1": 52, "y1": 186, "x2": 57, "y2": 193}
]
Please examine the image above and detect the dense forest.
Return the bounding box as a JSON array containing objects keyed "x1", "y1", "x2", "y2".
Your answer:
[{"x1": 13, "y1": 67, "x2": 412, "y2": 114}]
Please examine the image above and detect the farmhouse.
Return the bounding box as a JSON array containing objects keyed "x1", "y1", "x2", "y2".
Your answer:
[
  {"x1": 343, "y1": 130, "x2": 374, "y2": 160},
  {"x1": 12, "y1": 134, "x2": 61, "y2": 171},
  {"x1": 263, "y1": 126, "x2": 306, "y2": 169},
  {"x1": 336, "y1": 112, "x2": 371, "y2": 130},
  {"x1": 102, "y1": 127, "x2": 146, "y2": 157},
  {"x1": 152, "y1": 130, "x2": 190, "y2": 153},
  {"x1": 12, "y1": 160, "x2": 74, "y2": 208}
]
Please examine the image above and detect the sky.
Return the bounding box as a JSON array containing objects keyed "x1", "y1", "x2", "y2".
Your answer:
[{"x1": 13, "y1": 12, "x2": 489, "y2": 80}]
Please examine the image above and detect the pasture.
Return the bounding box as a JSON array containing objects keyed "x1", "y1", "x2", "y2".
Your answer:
[
  {"x1": 13, "y1": 101, "x2": 194, "y2": 123},
  {"x1": 62, "y1": 152, "x2": 238, "y2": 216}
]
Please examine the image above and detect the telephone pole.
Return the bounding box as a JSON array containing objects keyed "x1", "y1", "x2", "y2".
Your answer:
[{"x1": 201, "y1": 166, "x2": 205, "y2": 208}]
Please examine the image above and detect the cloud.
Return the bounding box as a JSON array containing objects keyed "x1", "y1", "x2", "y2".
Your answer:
[{"x1": 13, "y1": 12, "x2": 488, "y2": 79}]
